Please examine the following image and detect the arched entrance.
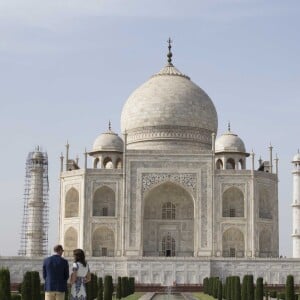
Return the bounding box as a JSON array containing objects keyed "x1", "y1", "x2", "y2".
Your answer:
[{"x1": 143, "y1": 182, "x2": 194, "y2": 257}]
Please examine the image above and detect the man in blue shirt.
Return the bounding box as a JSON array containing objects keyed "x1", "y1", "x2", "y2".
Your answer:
[{"x1": 43, "y1": 244, "x2": 69, "y2": 300}]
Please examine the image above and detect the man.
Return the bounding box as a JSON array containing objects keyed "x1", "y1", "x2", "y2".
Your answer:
[{"x1": 43, "y1": 244, "x2": 69, "y2": 300}]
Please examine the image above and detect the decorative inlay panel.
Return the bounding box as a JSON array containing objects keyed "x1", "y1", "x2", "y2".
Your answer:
[
  {"x1": 127, "y1": 126, "x2": 212, "y2": 145},
  {"x1": 142, "y1": 173, "x2": 197, "y2": 197}
]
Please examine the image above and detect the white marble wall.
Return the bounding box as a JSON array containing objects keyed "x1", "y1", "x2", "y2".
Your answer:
[{"x1": 2, "y1": 256, "x2": 300, "y2": 285}]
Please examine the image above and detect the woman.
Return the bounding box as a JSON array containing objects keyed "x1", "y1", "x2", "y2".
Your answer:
[{"x1": 70, "y1": 249, "x2": 91, "y2": 300}]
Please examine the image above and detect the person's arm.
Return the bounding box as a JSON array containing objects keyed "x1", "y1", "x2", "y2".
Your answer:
[
  {"x1": 70, "y1": 262, "x2": 78, "y2": 284},
  {"x1": 42, "y1": 260, "x2": 47, "y2": 280},
  {"x1": 85, "y1": 271, "x2": 91, "y2": 283},
  {"x1": 84, "y1": 264, "x2": 91, "y2": 283},
  {"x1": 64, "y1": 260, "x2": 69, "y2": 281}
]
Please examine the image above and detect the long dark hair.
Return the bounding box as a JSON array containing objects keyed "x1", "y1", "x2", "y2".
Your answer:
[{"x1": 73, "y1": 249, "x2": 87, "y2": 267}]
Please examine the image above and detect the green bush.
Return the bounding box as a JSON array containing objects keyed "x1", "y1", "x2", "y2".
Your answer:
[
  {"x1": 247, "y1": 275, "x2": 254, "y2": 300},
  {"x1": 255, "y1": 277, "x2": 263, "y2": 300},
  {"x1": 129, "y1": 277, "x2": 135, "y2": 295},
  {"x1": 217, "y1": 280, "x2": 223, "y2": 300},
  {"x1": 241, "y1": 275, "x2": 247, "y2": 300},
  {"x1": 226, "y1": 276, "x2": 231, "y2": 300},
  {"x1": 104, "y1": 275, "x2": 113, "y2": 300},
  {"x1": 11, "y1": 295, "x2": 21, "y2": 300},
  {"x1": 116, "y1": 277, "x2": 122, "y2": 300},
  {"x1": 97, "y1": 277, "x2": 103, "y2": 300},
  {"x1": 31, "y1": 271, "x2": 41, "y2": 300},
  {"x1": 234, "y1": 276, "x2": 241, "y2": 300},
  {"x1": 203, "y1": 277, "x2": 209, "y2": 294},
  {"x1": 87, "y1": 273, "x2": 98, "y2": 300},
  {"x1": 21, "y1": 272, "x2": 31, "y2": 300},
  {"x1": 269, "y1": 290, "x2": 277, "y2": 298},
  {"x1": 286, "y1": 275, "x2": 295, "y2": 300},
  {"x1": 278, "y1": 292, "x2": 286, "y2": 300},
  {"x1": 0, "y1": 268, "x2": 11, "y2": 300}
]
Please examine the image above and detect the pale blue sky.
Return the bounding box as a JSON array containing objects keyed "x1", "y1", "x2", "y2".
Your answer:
[{"x1": 0, "y1": 0, "x2": 299, "y2": 256}]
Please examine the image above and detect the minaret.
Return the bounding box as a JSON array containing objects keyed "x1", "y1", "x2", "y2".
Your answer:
[
  {"x1": 19, "y1": 147, "x2": 49, "y2": 256},
  {"x1": 292, "y1": 150, "x2": 300, "y2": 258}
]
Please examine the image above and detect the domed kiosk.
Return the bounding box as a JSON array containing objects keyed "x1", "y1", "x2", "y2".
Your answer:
[
  {"x1": 215, "y1": 124, "x2": 249, "y2": 170},
  {"x1": 89, "y1": 122, "x2": 124, "y2": 169},
  {"x1": 121, "y1": 42, "x2": 218, "y2": 151}
]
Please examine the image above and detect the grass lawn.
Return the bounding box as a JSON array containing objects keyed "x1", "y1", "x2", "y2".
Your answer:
[
  {"x1": 123, "y1": 292, "x2": 145, "y2": 300},
  {"x1": 193, "y1": 292, "x2": 215, "y2": 300}
]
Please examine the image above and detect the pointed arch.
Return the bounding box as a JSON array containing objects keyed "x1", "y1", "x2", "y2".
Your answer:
[
  {"x1": 239, "y1": 158, "x2": 244, "y2": 170},
  {"x1": 216, "y1": 159, "x2": 223, "y2": 170},
  {"x1": 259, "y1": 229, "x2": 272, "y2": 257},
  {"x1": 92, "y1": 227, "x2": 115, "y2": 257},
  {"x1": 93, "y1": 157, "x2": 99, "y2": 169},
  {"x1": 116, "y1": 158, "x2": 122, "y2": 169},
  {"x1": 65, "y1": 187, "x2": 79, "y2": 218},
  {"x1": 222, "y1": 187, "x2": 244, "y2": 217},
  {"x1": 64, "y1": 227, "x2": 78, "y2": 256},
  {"x1": 103, "y1": 157, "x2": 113, "y2": 169},
  {"x1": 226, "y1": 158, "x2": 235, "y2": 169},
  {"x1": 143, "y1": 181, "x2": 194, "y2": 257},
  {"x1": 93, "y1": 186, "x2": 115, "y2": 216},
  {"x1": 259, "y1": 188, "x2": 272, "y2": 219},
  {"x1": 222, "y1": 228, "x2": 245, "y2": 257}
]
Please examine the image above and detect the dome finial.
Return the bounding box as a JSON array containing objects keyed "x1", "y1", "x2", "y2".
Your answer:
[
  {"x1": 227, "y1": 121, "x2": 231, "y2": 132},
  {"x1": 167, "y1": 37, "x2": 173, "y2": 66},
  {"x1": 108, "y1": 120, "x2": 111, "y2": 131}
]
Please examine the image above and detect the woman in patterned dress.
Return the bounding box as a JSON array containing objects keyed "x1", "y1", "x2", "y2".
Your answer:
[{"x1": 70, "y1": 249, "x2": 91, "y2": 300}]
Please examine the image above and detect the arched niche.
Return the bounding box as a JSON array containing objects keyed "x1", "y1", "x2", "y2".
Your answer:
[
  {"x1": 259, "y1": 188, "x2": 272, "y2": 219},
  {"x1": 92, "y1": 227, "x2": 115, "y2": 257},
  {"x1": 222, "y1": 187, "x2": 244, "y2": 217},
  {"x1": 259, "y1": 229, "x2": 272, "y2": 257},
  {"x1": 143, "y1": 182, "x2": 194, "y2": 257},
  {"x1": 65, "y1": 187, "x2": 79, "y2": 218},
  {"x1": 216, "y1": 159, "x2": 223, "y2": 170},
  {"x1": 93, "y1": 186, "x2": 115, "y2": 216},
  {"x1": 116, "y1": 158, "x2": 122, "y2": 169},
  {"x1": 226, "y1": 158, "x2": 235, "y2": 169},
  {"x1": 103, "y1": 157, "x2": 113, "y2": 169},
  {"x1": 64, "y1": 227, "x2": 78, "y2": 256},
  {"x1": 222, "y1": 228, "x2": 245, "y2": 257}
]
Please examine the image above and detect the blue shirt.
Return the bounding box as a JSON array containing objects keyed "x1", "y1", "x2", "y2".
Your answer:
[{"x1": 43, "y1": 254, "x2": 69, "y2": 292}]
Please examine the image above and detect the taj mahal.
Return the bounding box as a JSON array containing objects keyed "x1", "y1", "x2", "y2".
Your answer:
[{"x1": 2, "y1": 41, "x2": 300, "y2": 285}]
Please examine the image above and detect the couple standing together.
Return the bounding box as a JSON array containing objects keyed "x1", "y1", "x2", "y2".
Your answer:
[{"x1": 43, "y1": 245, "x2": 91, "y2": 300}]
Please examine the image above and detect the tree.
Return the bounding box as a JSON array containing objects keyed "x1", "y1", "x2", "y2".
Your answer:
[
  {"x1": 217, "y1": 280, "x2": 223, "y2": 300},
  {"x1": 234, "y1": 276, "x2": 241, "y2": 300},
  {"x1": 241, "y1": 275, "x2": 248, "y2": 300},
  {"x1": 116, "y1": 277, "x2": 122, "y2": 299},
  {"x1": 87, "y1": 273, "x2": 98, "y2": 300},
  {"x1": 255, "y1": 277, "x2": 263, "y2": 300},
  {"x1": 30, "y1": 271, "x2": 41, "y2": 300},
  {"x1": 0, "y1": 268, "x2": 11, "y2": 300},
  {"x1": 129, "y1": 277, "x2": 135, "y2": 295},
  {"x1": 203, "y1": 277, "x2": 209, "y2": 294},
  {"x1": 97, "y1": 277, "x2": 103, "y2": 300},
  {"x1": 246, "y1": 275, "x2": 254, "y2": 300},
  {"x1": 104, "y1": 275, "x2": 113, "y2": 300},
  {"x1": 286, "y1": 275, "x2": 295, "y2": 300},
  {"x1": 21, "y1": 272, "x2": 32, "y2": 300}
]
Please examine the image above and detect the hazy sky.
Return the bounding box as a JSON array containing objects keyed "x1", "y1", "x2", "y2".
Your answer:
[{"x1": 0, "y1": 0, "x2": 299, "y2": 257}]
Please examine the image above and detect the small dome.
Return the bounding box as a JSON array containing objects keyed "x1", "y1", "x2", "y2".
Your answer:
[
  {"x1": 215, "y1": 129, "x2": 246, "y2": 154},
  {"x1": 292, "y1": 151, "x2": 300, "y2": 162},
  {"x1": 92, "y1": 129, "x2": 124, "y2": 153}
]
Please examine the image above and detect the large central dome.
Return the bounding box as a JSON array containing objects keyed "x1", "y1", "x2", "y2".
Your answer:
[{"x1": 121, "y1": 46, "x2": 218, "y2": 151}]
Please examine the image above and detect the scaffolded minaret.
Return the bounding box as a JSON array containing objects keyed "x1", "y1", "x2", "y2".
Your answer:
[{"x1": 19, "y1": 147, "x2": 49, "y2": 256}]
